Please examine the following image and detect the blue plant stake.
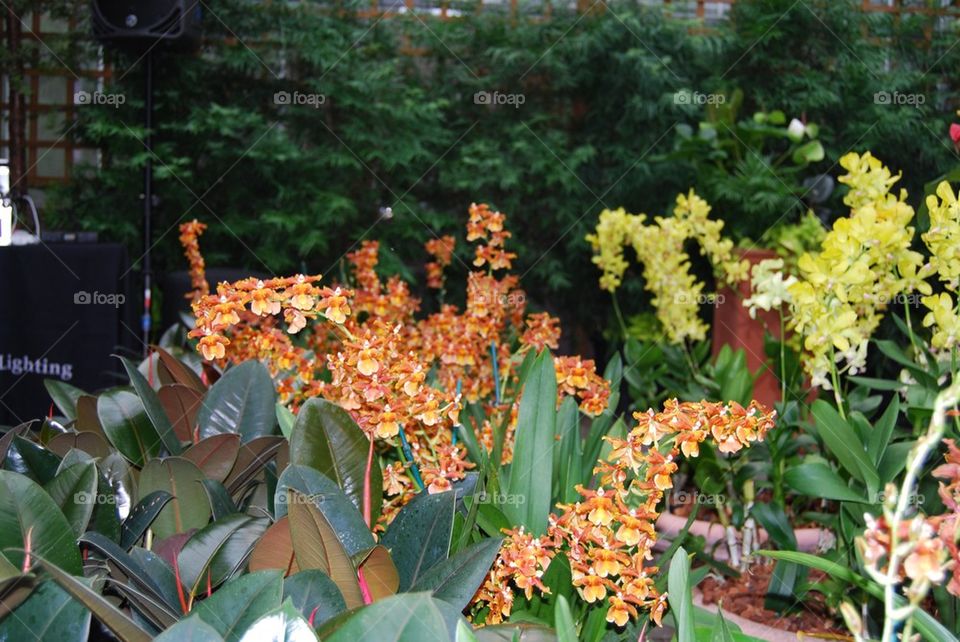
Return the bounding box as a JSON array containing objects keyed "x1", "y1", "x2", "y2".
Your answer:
[
  {"x1": 397, "y1": 428, "x2": 425, "y2": 491},
  {"x1": 489, "y1": 341, "x2": 501, "y2": 405}
]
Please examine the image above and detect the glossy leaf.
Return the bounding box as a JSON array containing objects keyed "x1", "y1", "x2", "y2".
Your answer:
[
  {"x1": 287, "y1": 490, "x2": 364, "y2": 608},
  {"x1": 74, "y1": 395, "x2": 103, "y2": 435},
  {"x1": 33, "y1": 554, "x2": 152, "y2": 642},
  {"x1": 7, "y1": 436, "x2": 61, "y2": 484},
  {"x1": 355, "y1": 545, "x2": 399, "y2": 601},
  {"x1": 46, "y1": 432, "x2": 111, "y2": 460},
  {"x1": 381, "y1": 489, "x2": 455, "y2": 591},
  {"x1": 248, "y1": 517, "x2": 300, "y2": 576},
  {"x1": 282, "y1": 569, "x2": 346, "y2": 629},
  {"x1": 159, "y1": 384, "x2": 204, "y2": 442},
  {"x1": 198, "y1": 361, "x2": 276, "y2": 443},
  {"x1": 274, "y1": 465, "x2": 374, "y2": 556},
  {"x1": 867, "y1": 396, "x2": 900, "y2": 464},
  {"x1": 201, "y1": 480, "x2": 238, "y2": 521},
  {"x1": 98, "y1": 389, "x2": 161, "y2": 467},
  {"x1": 0, "y1": 470, "x2": 82, "y2": 575},
  {"x1": 0, "y1": 579, "x2": 91, "y2": 641},
  {"x1": 183, "y1": 434, "x2": 241, "y2": 482},
  {"x1": 43, "y1": 461, "x2": 98, "y2": 537},
  {"x1": 410, "y1": 537, "x2": 502, "y2": 611},
  {"x1": 320, "y1": 593, "x2": 457, "y2": 642},
  {"x1": 193, "y1": 570, "x2": 283, "y2": 642},
  {"x1": 120, "y1": 491, "x2": 174, "y2": 549},
  {"x1": 119, "y1": 356, "x2": 183, "y2": 455},
  {"x1": 138, "y1": 457, "x2": 211, "y2": 540},
  {"x1": 237, "y1": 600, "x2": 315, "y2": 642},
  {"x1": 43, "y1": 380, "x2": 86, "y2": 421},
  {"x1": 154, "y1": 346, "x2": 206, "y2": 393},
  {"x1": 208, "y1": 516, "x2": 270, "y2": 586},
  {"x1": 554, "y1": 594, "x2": 576, "y2": 642},
  {"x1": 224, "y1": 436, "x2": 286, "y2": 496},
  {"x1": 177, "y1": 514, "x2": 254, "y2": 596},
  {"x1": 288, "y1": 398, "x2": 381, "y2": 524},
  {"x1": 154, "y1": 617, "x2": 225, "y2": 642},
  {"x1": 504, "y1": 351, "x2": 556, "y2": 535}
]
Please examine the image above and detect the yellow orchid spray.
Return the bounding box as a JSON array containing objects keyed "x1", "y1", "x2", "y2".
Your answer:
[{"x1": 586, "y1": 190, "x2": 747, "y2": 344}]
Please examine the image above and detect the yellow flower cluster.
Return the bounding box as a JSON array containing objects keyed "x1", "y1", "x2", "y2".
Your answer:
[
  {"x1": 586, "y1": 190, "x2": 747, "y2": 344},
  {"x1": 788, "y1": 152, "x2": 933, "y2": 388},
  {"x1": 921, "y1": 182, "x2": 960, "y2": 349}
]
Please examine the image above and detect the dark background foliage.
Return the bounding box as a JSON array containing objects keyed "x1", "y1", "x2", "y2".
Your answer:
[{"x1": 32, "y1": 0, "x2": 960, "y2": 350}]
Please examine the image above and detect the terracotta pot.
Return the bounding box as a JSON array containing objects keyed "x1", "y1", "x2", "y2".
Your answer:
[{"x1": 712, "y1": 248, "x2": 782, "y2": 408}]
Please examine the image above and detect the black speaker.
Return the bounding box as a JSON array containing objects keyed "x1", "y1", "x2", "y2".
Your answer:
[{"x1": 92, "y1": 0, "x2": 201, "y2": 52}]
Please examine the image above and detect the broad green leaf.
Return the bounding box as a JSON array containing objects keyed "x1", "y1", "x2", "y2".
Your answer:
[
  {"x1": 154, "y1": 617, "x2": 225, "y2": 642},
  {"x1": 411, "y1": 537, "x2": 502, "y2": 611},
  {"x1": 668, "y1": 547, "x2": 695, "y2": 642},
  {"x1": 276, "y1": 404, "x2": 295, "y2": 440},
  {"x1": 0, "y1": 579, "x2": 90, "y2": 641},
  {"x1": 237, "y1": 600, "x2": 319, "y2": 642},
  {"x1": 177, "y1": 514, "x2": 255, "y2": 596},
  {"x1": 200, "y1": 480, "x2": 237, "y2": 521},
  {"x1": 198, "y1": 361, "x2": 277, "y2": 443},
  {"x1": 98, "y1": 389, "x2": 161, "y2": 467},
  {"x1": 120, "y1": 491, "x2": 174, "y2": 549},
  {"x1": 784, "y1": 463, "x2": 868, "y2": 503},
  {"x1": 868, "y1": 396, "x2": 900, "y2": 464},
  {"x1": 138, "y1": 457, "x2": 211, "y2": 540},
  {"x1": 119, "y1": 356, "x2": 183, "y2": 455},
  {"x1": 554, "y1": 396, "x2": 581, "y2": 505},
  {"x1": 287, "y1": 490, "x2": 363, "y2": 608},
  {"x1": 33, "y1": 554, "x2": 152, "y2": 642},
  {"x1": 193, "y1": 570, "x2": 283, "y2": 642},
  {"x1": 283, "y1": 569, "x2": 346, "y2": 629},
  {"x1": 207, "y1": 516, "x2": 270, "y2": 586},
  {"x1": 274, "y1": 465, "x2": 374, "y2": 556},
  {"x1": 7, "y1": 436, "x2": 61, "y2": 484},
  {"x1": 381, "y1": 490, "x2": 455, "y2": 591},
  {"x1": 288, "y1": 398, "x2": 381, "y2": 524},
  {"x1": 504, "y1": 351, "x2": 556, "y2": 535},
  {"x1": 879, "y1": 441, "x2": 916, "y2": 485},
  {"x1": 43, "y1": 380, "x2": 86, "y2": 421},
  {"x1": 554, "y1": 594, "x2": 576, "y2": 642},
  {"x1": 0, "y1": 470, "x2": 82, "y2": 575},
  {"x1": 708, "y1": 609, "x2": 735, "y2": 642},
  {"x1": 224, "y1": 436, "x2": 286, "y2": 496},
  {"x1": 321, "y1": 593, "x2": 452, "y2": 642},
  {"x1": 43, "y1": 461, "x2": 98, "y2": 537},
  {"x1": 79, "y1": 531, "x2": 180, "y2": 627},
  {"x1": 810, "y1": 400, "x2": 879, "y2": 494},
  {"x1": 749, "y1": 503, "x2": 795, "y2": 550}
]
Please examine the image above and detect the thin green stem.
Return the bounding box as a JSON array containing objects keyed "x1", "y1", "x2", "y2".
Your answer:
[
  {"x1": 611, "y1": 293, "x2": 629, "y2": 339},
  {"x1": 829, "y1": 348, "x2": 846, "y2": 420}
]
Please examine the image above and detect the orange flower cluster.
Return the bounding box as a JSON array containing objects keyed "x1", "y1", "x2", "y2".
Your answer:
[
  {"x1": 183, "y1": 203, "x2": 611, "y2": 531},
  {"x1": 932, "y1": 439, "x2": 960, "y2": 595},
  {"x1": 425, "y1": 235, "x2": 456, "y2": 289},
  {"x1": 179, "y1": 220, "x2": 209, "y2": 303},
  {"x1": 555, "y1": 356, "x2": 610, "y2": 416},
  {"x1": 468, "y1": 203, "x2": 516, "y2": 270},
  {"x1": 473, "y1": 399, "x2": 776, "y2": 627}
]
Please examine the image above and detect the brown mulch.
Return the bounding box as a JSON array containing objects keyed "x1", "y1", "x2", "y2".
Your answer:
[{"x1": 699, "y1": 561, "x2": 847, "y2": 636}]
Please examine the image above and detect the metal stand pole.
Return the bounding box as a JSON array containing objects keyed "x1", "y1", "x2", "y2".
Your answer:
[{"x1": 142, "y1": 52, "x2": 153, "y2": 355}]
